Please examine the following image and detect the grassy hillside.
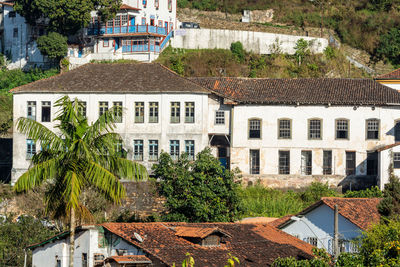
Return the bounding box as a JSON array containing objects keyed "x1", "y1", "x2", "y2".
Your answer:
[
  {"x1": 178, "y1": 0, "x2": 400, "y2": 67},
  {"x1": 156, "y1": 45, "x2": 370, "y2": 78}
]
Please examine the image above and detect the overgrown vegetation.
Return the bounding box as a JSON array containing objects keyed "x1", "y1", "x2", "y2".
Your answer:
[
  {"x1": 157, "y1": 44, "x2": 369, "y2": 78},
  {"x1": 36, "y1": 32, "x2": 68, "y2": 61}
]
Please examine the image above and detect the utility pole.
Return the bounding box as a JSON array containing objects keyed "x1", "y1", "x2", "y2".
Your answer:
[{"x1": 334, "y1": 204, "x2": 339, "y2": 259}]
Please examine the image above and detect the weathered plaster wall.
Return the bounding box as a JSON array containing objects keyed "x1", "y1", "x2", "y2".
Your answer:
[
  {"x1": 171, "y1": 28, "x2": 328, "y2": 55},
  {"x1": 12, "y1": 92, "x2": 210, "y2": 184}
]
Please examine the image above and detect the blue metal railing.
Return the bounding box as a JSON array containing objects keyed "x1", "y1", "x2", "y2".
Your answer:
[{"x1": 87, "y1": 25, "x2": 168, "y2": 36}]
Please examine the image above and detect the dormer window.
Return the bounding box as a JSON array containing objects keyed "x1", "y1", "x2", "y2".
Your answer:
[{"x1": 174, "y1": 227, "x2": 231, "y2": 247}]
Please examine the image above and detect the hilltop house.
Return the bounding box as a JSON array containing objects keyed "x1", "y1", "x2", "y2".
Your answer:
[
  {"x1": 10, "y1": 63, "x2": 400, "y2": 189},
  {"x1": 28, "y1": 222, "x2": 314, "y2": 267},
  {"x1": 274, "y1": 197, "x2": 381, "y2": 254}
]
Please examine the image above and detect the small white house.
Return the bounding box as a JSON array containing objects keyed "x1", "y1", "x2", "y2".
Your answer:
[
  {"x1": 276, "y1": 197, "x2": 381, "y2": 254},
  {"x1": 375, "y1": 68, "x2": 400, "y2": 91}
]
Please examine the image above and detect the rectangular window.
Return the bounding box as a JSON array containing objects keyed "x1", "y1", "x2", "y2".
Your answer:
[
  {"x1": 279, "y1": 151, "x2": 290, "y2": 175},
  {"x1": 107, "y1": 19, "x2": 113, "y2": 28},
  {"x1": 27, "y1": 101, "x2": 36, "y2": 120},
  {"x1": 250, "y1": 149, "x2": 260, "y2": 175},
  {"x1": 99, "y1": 102, "x2": 108, "y2": 116},
  {"x1": 336, "y1": 119, "x2": 349, "y2": 139},
  {"x1": 26, "y1": 139, "x2": 36, "y2": 159},
  {"x1": 215, "y1": 111, "x2": 225, "y2": 125},
  {"x1": 149, "y1": 140, "x2": 159, "y2": 161},
  {"x1": 249, "y1": 119, "x2": 261, "y2": 139},
  {"x1": 56, "y1": 260, "x2": 61, "y2": 267},
  {"x1": 143, "y1": 0, "x2": 147, "y2": 7},
  {"x1": 135, "y1": 102, "x2": 144, "y2": 123},
  {"x1": 306, "y1": 237, "x2": 318, "y2": 247},
  {"x1": 185, "y1": 140, "x2": 195, "y2": 160},
  {"x1": 366, "y1": 119, "x2": 379, "y2": 140},
  {"x1": 158, "y1": 20, "x2": 163, "y2": 27},
  {"x1": 168, "y1": 0, "x2": 172, "y2": 11},
  {"x1": 185, "y1": 102, "x2": 195, "y2": 123},
  {"x1": 13, "y1": 28, "x2": 18, "y2": 38},
  {"x1": 133, "y1": 140, "x2": 144, "y2": 161},
  {"x1": 395, "y1": 121, "x2": 400, "y2": 142},
  {"x1": 121, "y1": 14, "x2": 128, "y2": 26},
  {"x1": 82, "y1": 253, "x2": 88, "y2": 267},
  {"x1": 114, "y1": 140, "x2": 123, "y2": 156},
  {"x1": 141, "y1": 17, "x2": 146, "y2": 25},
  {"x1": 367, "y1": 152, "x2": 378, "y2": 175},
  {"x1": 113, "y1": 102, "x2": 123, "y2": 123},
  {"x1": 170, "y1": 102, "x2": 180, "y2": 123},
  {"x1": 393, "y1": 153, "x2": 400, "y2": 169},
  {"x1": 41, "y1": 101, "x2": 51, "y2": 122},
  {"x1": 103, "y1": 39, "x2": 109, "y2": 47},
  {"x1": 323, "y1": 150, "x2": 332, "y2": 175},
  {"x1": 155, "y1": 0, "x2": 159, "y2": 8},
  {"x1": 9, "y1": 11, "x2": 16, "y2": 18},
  {"x1": 278, "y1": 119, "x2": 291, "y2": 139},
  {"x1": 149, "y1": 102, "x2": 159, "y2": 123},
  {"x1": 308, "y1": 119, "x2": 322, "y2": 139},
  {"x1": 78, "y1": 101, "x2": 87, "y2": 118},
  {"x1": 301, "y1": 151, "x2": 312, "y2": 175},
  {"x1": 93, "y1": 254, "x2": 105, "y2": 266},
  {"x1": 346, "y1": 151, "x2": 356, "y2": 176},
  {"x1": 170, "y1": 140, "x2": 179, "y2": 160},
  {"x1": 114, "y1": 15, "x2": 121, "y2": 27}
]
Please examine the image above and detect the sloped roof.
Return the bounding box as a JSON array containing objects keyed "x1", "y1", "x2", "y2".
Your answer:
[
  {"x1": 0, "y1": 1, "x2": 14, "y2": 7},
  {"x1": 105, "y1": 255, "x2": 151, "y2": 264},
  {"x1": 277, "y1": 197, "x2": 381, "y2": 231},
  {"x1": 120, "y1": 4, "x2": 141, "y2": 11},
  {"x1": 190, "y1": 77, "x2": 400, "y2": 105},
  {"x1": 376, "y1": 68, "x2": 400, "y2": 80},
  {"x1": 101, "y1": 222, "x2": 314, "y2": 266},
  {"x1": 11, "y1": 63, "x2": 209, "y2": 94},
  {"x1": 174, "y1": 226, "x2": 230, "y2": 239}
]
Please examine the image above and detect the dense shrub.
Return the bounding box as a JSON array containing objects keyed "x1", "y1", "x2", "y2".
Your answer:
[
  {"x1": 230, "y1": 41, "x2": 245, "y2": 63},
  {"x1": 344, "y1": 186, "x2": 383, "y2": 198},
  {"x1": 36, "y1": 32, "x2": 68, "y2": 61}
]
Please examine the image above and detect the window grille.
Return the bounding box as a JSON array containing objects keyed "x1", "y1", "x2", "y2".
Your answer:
[
  {"x1": 185, "y1": 140, "x2": 195, "y2": 160},
  {"x1": 133, "y1": 140, "x2": 143, "y2": 161},
  {"x1": 114, "y1": 16, "x2": 121, "y2": 27},
  {"x1": 279, "y1": 151, "x2": 290, "y2": 174},
  {"x1": 249, "y1": 119, "x2": 261, "y2": 139},
  {"x1": 41, "y1": 101, "x2": 51, "y2": 122},
  {"x1": 135, "y1": 102, "x2": 144, "y2": 123},
  {"x1": 323, "y1": 150, "x2": 332, "y2": 175},
  {"x1": 250, "y1": 150, "x2": 260, "y2": 174},
  {"x1": 170, "y1": 140, "x2": 179, "y2": 160},
  {"x1": 346, "y1": 152, "x2": 356, "y2": 175},
  {"x1": 170, "y1": 102, "x2": 180, "y2": 123},
  {"x1": 113, "y1": 102, "x2": 123, "y2": 123},
  {"x1": 78, "y1": 101, "x2": 87, "y2": 118},
  {"x1": 394, "y1": 153, "x2": 400, "y2": 169},
  {"x1": 306, "y1": 237, "x2": 318, "y2": 247},
  {"x1": 336, "y1": 119, "x2": 349, "y2": 139},
  {"x1": 93, "y1": 254, "x2": 105, "y2": 266},
  {"x1": 149, "y1": 140, "x2": 159, "y2": 161},
  {"x1": 308, "y1": 119, "x2": 322, "y2": 139},
  {"x1": 107, "y1": 19, "x2": 113, "y2": 28},
  {"x1": 366, "y1": 119, "x2": 379, "y2": 140},
  {"x1": 121, "y1": 15, "x2": 128, "y2": 26},
  {"x1": 149, "y1": 102, "x2": 159, "y2": 123},
  {"x1": 27, "y1": 101, "x2": 36, "y2": 120},
  {"x1": 278, "y1": 119, "x2": 291, "y2": 139},
  {"x1": 301, "y1": 151, "x2": 312, "y2": 175},
  {"x1": 99, "y1": 102, "x2": 108, "y2": 116},
  {"x1": 26, "y1": 139, "x2": 36, "y2": 159},
  {"x1": 185, "y1": 102, "x2": 195, "y2": 123},
  {"x1": 215, "y1": 111, "x2": 225, "y2": 125}
]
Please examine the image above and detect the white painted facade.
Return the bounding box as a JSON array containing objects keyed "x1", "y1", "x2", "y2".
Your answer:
[
  {"x1": 171, "y1": 28, "x2": 328, "y2": 55},
  {"x1": 32, "y1": 227, "x2": 145, "y2": 267},
  {"x1": 0, "y1": 3, "x2": 46, "y2": 69},
  {"x1": 12, "y1": 92, "x2": 213, "y2": 183},
  {"x1": 281, "y1": 204, "x2": 361, "y2": 254}
]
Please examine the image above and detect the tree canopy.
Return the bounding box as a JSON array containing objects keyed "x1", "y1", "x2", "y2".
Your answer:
[
  {"x1": 14, "y1": 0, "x2": 122, "y2": 35},
  {"x1": 153, "y1": 149, "x2": 242, "y2": 222},
  {"x1": 36, "y1": 32, "x2": 68, "y2": 61}
]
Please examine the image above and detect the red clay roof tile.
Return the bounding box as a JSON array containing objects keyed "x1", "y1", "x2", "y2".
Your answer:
[
  {"x1": 105, "y1": 255, "x2": 151, "y2": 264},
  {"x1": 376, "y1": 68, "x2": 400, "y2": 79}
]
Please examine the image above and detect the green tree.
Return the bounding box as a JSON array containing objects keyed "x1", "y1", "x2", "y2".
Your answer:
[
  {"x1": 14, "y1": 0, "x2": 122, "y2": 36},
  {"x1": 378, "y1": 172, "x2": 400, "y2": 221},
  {"x1": 0, "y1": 215, "x2": 57, "y2": 267},
  {"x1": 36, "y1": 32, "x2": 68, "y2": 62},
  {"x1": 294, "y1": 39, "x2": 310, "y2": 66},
  {"x1": 153, "y1": 149, "x2": 241, "y2": 222},
  {"x1": 375, "y1": 28, "x2": 400, "y2": 67},
  {"x1": 14, "y1": 96, "x2": 147, "y2": 267},
  {"x1": 230, "y1": 41, "x2": 245, "y2": 63}
]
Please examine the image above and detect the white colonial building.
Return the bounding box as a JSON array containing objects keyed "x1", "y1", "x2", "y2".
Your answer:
[
  {"x1": 0, "y1": 1, "x2": 47, "y2": 69},
  {"x1": 11, "y1": 63, "x2": 400, "y2": 190}
]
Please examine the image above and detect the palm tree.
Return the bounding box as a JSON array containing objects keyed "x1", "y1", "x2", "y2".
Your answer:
[{"x1": 14, "y1": 96, "x2": 148, "y2": 267}]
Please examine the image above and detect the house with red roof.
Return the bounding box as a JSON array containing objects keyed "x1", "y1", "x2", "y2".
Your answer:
[
  {"x1": 375, "y1": 68, "x2": 400, "y2": 91},
  {"x1": 28, "y1": 222, "x2": 314, "y2": 267},
  {"x1": 274, "y1": 197, "x2": 381, "y2": 255}
]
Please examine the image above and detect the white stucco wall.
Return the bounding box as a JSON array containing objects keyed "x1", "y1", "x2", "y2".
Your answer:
[
  {"x1": 171, "y1": 28, "x2": 328, "y2": 55},
  {"x1": 12, "y1": 92, "x2": 211, "y2": 184},
  {"x1": 231, "y1": 104, "x2": 400, "y2": 184},
  {"x1": 377, "y1": 82, "x2": 400, "y2": 91},
  {"x1": 282, "y1": 204, "x2": 362, "y2": 254}
]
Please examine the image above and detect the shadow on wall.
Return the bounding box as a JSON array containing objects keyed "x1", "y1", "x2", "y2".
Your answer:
[{"x1": 0, "y1": 138, "x2": 12, "y2": 183}]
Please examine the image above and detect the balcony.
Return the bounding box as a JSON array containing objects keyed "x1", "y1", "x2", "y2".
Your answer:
[{"x1": 87, "y1": 24, "x2": 167, "y2": 36}]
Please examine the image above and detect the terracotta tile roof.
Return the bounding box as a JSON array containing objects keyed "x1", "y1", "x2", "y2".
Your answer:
[
  {"x1": 105, "y1": 255, "x2": 151, "y2": 264},
  {"x1": 190, "y1": 77, "x2": 400, "y2": 105},
  {"x1": 174, "y1": 226, "x2": 230, "y2": 239},
  {"x1": 268, "y1": 215, "x2": 293, "y2": 228},
  {"x1": 238, "y1": 217, "x2": 279, "y2": 224},
  {"x1": 101, "y1": 222, "x2": 313, "y2": 266},
  {"x1": 277, "y1": 198, "x2": 381, "y2": 231},
  {"x1": 120, "y1": 4, "x2": 141, "y2": 11},
  {"x1": 0, "y1": 1, "x2": 14, "y2": 7},
  {"x1": 10, "y1": 63, "x2": 209, "y2": 94},
  {"x1": 376, "y1": 68, "x2": 400, "y2": 79}
]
